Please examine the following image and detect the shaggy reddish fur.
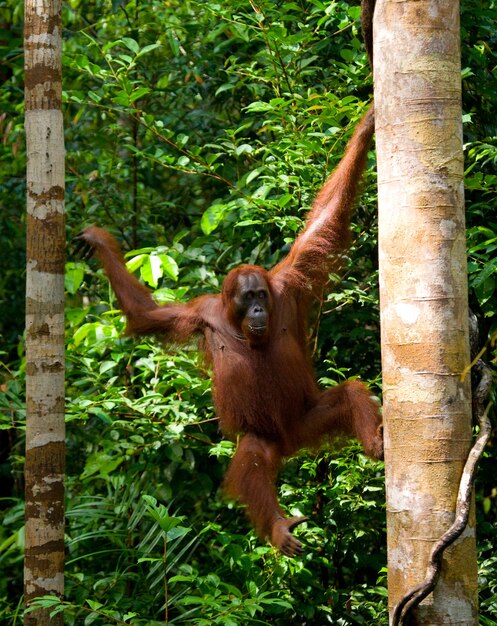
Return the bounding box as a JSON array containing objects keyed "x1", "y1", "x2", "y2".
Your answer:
[{"x1": 80, "y1": 105, "x2": 382, "y2": 556}]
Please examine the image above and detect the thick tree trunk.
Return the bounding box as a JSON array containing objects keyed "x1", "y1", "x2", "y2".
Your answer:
[
  {"x1": 24, "y1": 1, "x2": 65, "y2": 624},
  {"x1": 374, "y1": 1, "x2": 478, "y2": 624}
]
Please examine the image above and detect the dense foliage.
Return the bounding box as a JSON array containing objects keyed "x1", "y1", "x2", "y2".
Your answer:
[{"x1": 1, "y1": 0, "x2": 496, "y2": 624}]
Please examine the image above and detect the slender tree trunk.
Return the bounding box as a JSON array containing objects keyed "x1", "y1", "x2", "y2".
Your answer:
[
  {"x1": 24, "y1": 1, "x2": 65, "y2": 624},
  {"x1": 374, "y1": 1, "x2": 478, "y2": 623}
]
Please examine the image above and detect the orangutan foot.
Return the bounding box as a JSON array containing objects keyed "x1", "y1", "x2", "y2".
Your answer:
[{"x1": 271, "y1": 516, "x2": 309, "y2": 557}]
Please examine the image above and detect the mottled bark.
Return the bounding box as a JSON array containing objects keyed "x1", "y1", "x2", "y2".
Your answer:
[
  {"x1": 24, "y1": 1, "x2": 65, "y2": 624},
  {"x1": 374, "y1": 0, "x2": 478, "y2": 623}
]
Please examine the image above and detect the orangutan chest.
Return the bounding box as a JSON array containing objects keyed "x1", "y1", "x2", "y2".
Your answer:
[{"x1": 209, "y1": 331, "x2": 310, "y2": 423}]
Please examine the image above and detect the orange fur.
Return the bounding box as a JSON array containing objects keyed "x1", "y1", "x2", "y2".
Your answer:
[{"x1": 80, "y1": 106, "x2": 382, "y2": 556}]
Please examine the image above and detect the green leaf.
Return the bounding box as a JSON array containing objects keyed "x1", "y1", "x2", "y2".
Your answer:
[
  {"x1": 88, "y1": 406, "x2": 113, "y2": 424},
  {"x1": 99, "y1": 360, "x2": 117, "y2": 374},
  {"x1": 65, "y1": 262, "x2": 85, "y2": 294},
  {"x1": 472, "y1": 258, "x2": 497, "y2": 287},
  {"x1": 235, "y1": 143, "x2": 253, "y2": 156},
  {"x1": 140, "y1": 254, "x2": 163, "y2": 287},
  {"x1": 142, "y1": 495, "x2": 188, "y2": 532},
  {"x1": 177, "y1": 133, "x2": 189, "y2": 147},
  {"x1": 158, "y1": 254, "x2": 179, "y2": 281},
  {"x1": 87, "y1": 91, "x2": 101, "y2": 103},
  {"x1": 136, "y1": 43, "x2": 161, "y2": 57},
  {"x1": 82, "y1": 453, "x2": 123, "y2": 478},
  {"x1": 244, "y1": 101, "x2": 274, "y2": 113},
  {"x1": 167, "y1": 526, "x2": 191, "y2": 540},
  {"x1": 121, "y1": 37, "x2": 139, "y2": 54},
  {"x1": 246, "y1": 167, "x2": 263, "y2": 184},
  {"x1": 129, "y1": 87, "x2": 151, "y2": 103},
  {"x1": 86, "y1": 600, "x2": 104, "y2": 611},
  {"x1": 126, "y1": 253, "x2": 146, "y2": 273},
  {"x1": 102, "y1": 40, "x2": 122, "y2": 54},
  {"x1": 177, "y1": 155, "x2": 190, "y2": 167},
  {"x1": 167, "y1": 32, "x2": 180, "y2": 56},
  {"x1": 201, "y1": 203, "x2": 226, "y2": 235},
  {"x1": 113, "y1": 90, "x2": 131, "y2": 106},
  {"x1": 72, "y1": 323, "x2": 91, "y2": 346},
  {"x1": 123, "y1": 612, "x2": 138, "y2": 621}
]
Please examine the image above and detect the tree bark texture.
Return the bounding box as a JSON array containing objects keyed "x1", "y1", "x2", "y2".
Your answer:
[
  {"x1": 374, "y1": 0, "x2": 478, "y2": 624},
  {"x1": 24, "y1": 0, "x2": 65, "y2": 624}
]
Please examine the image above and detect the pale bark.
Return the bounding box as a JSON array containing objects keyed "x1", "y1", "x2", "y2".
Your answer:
[
  {"x1": 24, "y1": 1, "x2": 65, "y2": 624},
  {"x1": 374, "y1": 0, "x2": 478, "y2": 624}
]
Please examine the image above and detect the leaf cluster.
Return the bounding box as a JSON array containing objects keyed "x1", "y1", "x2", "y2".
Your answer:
[{"x1": 0, "y1": 0, "x2": 496, "y2": 624}]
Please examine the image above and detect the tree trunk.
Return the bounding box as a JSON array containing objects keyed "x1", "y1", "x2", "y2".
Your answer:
[
  {"x1": 24, "y1": 1, "x2": 65, "y2": 624},
  {"x1": 374, "y1": 1, "x2": 478, "y2": 624}
]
